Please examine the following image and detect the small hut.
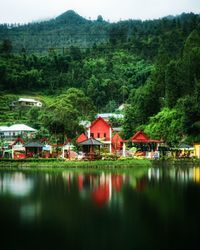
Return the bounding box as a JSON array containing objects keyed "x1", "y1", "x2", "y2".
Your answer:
[
  {"x1": 24, "y1": 141, "x2": 44, "y2": 158},
  {"x1": 78, "y1": 138, "x2": 102, "y2": 160}
]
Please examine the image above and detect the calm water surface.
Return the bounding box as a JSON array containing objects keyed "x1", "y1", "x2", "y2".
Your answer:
[{"x1": 1, "y1": 166, "x2": 200, "y2": 250}]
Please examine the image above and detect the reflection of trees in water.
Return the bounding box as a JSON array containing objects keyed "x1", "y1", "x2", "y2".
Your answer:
[{"x1": 148, "y1": 167, "x2": 200, "y2": 184}]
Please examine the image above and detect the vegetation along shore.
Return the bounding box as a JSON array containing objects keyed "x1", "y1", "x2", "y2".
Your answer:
[{"x1": 0, "y1": 158, "x2": 152, "y2": 168}]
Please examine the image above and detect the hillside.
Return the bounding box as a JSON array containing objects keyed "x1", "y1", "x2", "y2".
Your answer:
[
  {"x1": 0, "y1": 10, "x2": 110, "y2": 54},
  {"x1": 0, "y1": 11, "x2": 200, "y2": 145}
]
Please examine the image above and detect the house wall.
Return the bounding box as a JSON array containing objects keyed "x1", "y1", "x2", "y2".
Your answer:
[{"x1": 90, "y1": 119, "x2": 111, "y2": 141}]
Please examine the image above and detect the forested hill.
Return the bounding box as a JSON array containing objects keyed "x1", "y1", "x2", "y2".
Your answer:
[
  {"x1": 0, "y1": 10, "x2": 110, "y2": 53},
  {"x1": 0, "y1": 11, "x2": 199, "y2": 55},
  {"x1": 0, "y1": 11, "x2": 200, "y2": 145}
]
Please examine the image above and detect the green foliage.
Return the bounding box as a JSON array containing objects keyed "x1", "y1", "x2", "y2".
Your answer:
[
  {"x1": 144, "y1": 108, "x2": 184, "y2": 146},
  {"x1": 42, "y1": 88, "x2": 94, "y2": 141}
]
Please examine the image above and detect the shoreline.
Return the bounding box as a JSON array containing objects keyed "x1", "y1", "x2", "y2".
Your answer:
[
  {"x1": 0, "y1": 158, "x2": 152, "y2": 169},
  {"x1": 1, "y1": 158, "x2": 200, "y2": 169}
]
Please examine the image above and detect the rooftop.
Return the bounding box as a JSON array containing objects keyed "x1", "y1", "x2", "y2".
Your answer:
[
  {"x1": 1, "y1": 124, "x2": 36, "y2": 132},
  {"x1": 18, "y1": 98, "x2": 41, "y2": 103},
  {"x1": 97, "y1": 113, "x2": 124, "y2": 119},
  {"x1": 78, "y1": 138, "x2": 102, "y2": 146},
  {"x1": 0, "y1": 126, "x2": 9, "y2": 131}
]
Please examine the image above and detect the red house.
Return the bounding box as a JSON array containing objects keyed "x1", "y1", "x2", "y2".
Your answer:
[
  {"x1": 131, "y1": 131, "x2": 162, "y2": 158},
  {"x1": 87, "y1": 117, "x2": 113, "y2": 153},
  {"x1": 131, "y1": 131, "x2": 162, "y2": 144}
]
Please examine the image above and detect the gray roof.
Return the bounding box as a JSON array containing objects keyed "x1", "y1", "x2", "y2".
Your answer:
[
  {"x1": 24, "y1": 141, "x2": 43, "y2": 148},
  {"x1": 78, "y1": 138, "x2": 102, "y2": 146}
]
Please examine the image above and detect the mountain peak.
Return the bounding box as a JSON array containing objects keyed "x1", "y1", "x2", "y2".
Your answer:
[{"x1": 55, "y1": 10, "x2": 88, "y2": 24}]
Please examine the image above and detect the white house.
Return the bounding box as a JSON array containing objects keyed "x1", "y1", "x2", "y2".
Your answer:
[
  {"x1": 0, "y1": 124, "x2": 37, "y2": 143},
  {"x1": 11, "y1": 98, "x2": 42, "y2": 108}
]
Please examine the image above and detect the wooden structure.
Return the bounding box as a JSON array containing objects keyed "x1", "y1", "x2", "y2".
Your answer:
[
  {"x1": 24, "y1": 141, "x2": 44, "y2": 157},
  {"x1": 78, "y1": 138, "x2": 102, "y2": 160}
]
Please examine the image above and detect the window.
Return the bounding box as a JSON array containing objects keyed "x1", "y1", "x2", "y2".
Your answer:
[
  {"x1": 104, "y1": 133, "x2": 106, "y2": 138},
  {"x1": 97, "y1": 133, "x2": 100, "y2": 138},
  {"x1": 91, "y1": 133, "x2": 94, "y2": 138}
]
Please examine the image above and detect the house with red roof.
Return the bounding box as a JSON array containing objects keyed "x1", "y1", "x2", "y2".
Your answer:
[
  {"x1": 131, "y1": 131, "x2": 162, "y2": 158},
  {"x1": 88, "y1": 117, "x2": 112, "y2": 153},
  {"x1": 76, "y1": 117, "x2": 129, "y2": 155},
  {"x1": 77, "y1": 117, "x2": 112, "y2": 153}
]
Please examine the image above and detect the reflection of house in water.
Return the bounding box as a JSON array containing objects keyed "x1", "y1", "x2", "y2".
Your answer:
[
  {"x1": 61, "y1": 172, "x2": 137, "y2": 207},
  {"x1": 0, "y1": 173, "x2": 34, "y2": 197}
]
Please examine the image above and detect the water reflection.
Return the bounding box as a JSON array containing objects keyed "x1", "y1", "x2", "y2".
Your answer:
[
  {"x1": 20, "y1": 202, "x2": 41, "y2": 222},
  {"x1": 43, "y1": 171, "x2": 134, "y2": 207},
  {"x1": 1, "y1": 167, "x2": 200, "y2": 250},
  {"x1": 0, "y1": 172, "x2": 33, "y2": 197},
  {"x1": 148, "y1": 166, "x2": 200, "y2": 184}
]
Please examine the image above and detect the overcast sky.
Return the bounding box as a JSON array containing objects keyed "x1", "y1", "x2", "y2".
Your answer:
[{"x1": 0, "y1": 0, "x2": 200, "y2": 24}]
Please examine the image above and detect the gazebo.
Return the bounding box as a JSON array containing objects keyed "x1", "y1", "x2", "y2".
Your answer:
[
  {"x1": 24, "y1": 141, "x2": 44, "y2": 158},
  {"x1": 78, "y1": 138, "x2": 102, "y2": 160}
]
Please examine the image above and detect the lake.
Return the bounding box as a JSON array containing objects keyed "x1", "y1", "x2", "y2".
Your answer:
[{"x1": 1, "y1": 166, "x2": 200, "y2": 250}]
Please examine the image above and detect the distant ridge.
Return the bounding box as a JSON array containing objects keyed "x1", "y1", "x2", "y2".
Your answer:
[{"x1": 55, "y1": 10, "x2": 89, "y2": 25}]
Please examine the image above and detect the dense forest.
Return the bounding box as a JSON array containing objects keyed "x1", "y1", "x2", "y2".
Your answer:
[{"x1": 0, "y1": 11, "x2": 200, "y2": 145}]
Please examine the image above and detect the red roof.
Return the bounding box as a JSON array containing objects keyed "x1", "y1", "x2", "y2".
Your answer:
[
  {"x1": 132, "y1": 131, "x2": 150, "y2": 142},
  {"x1": 112, "y1": 133, "x2": 123, "y2": 144},
  {"x1": 132, "y1": 131, "x2": 162, "y2": 143},
  {"x1": 89, "y1": 117, "x2": 111, "y2": 129},
  {"x1": 11, "y1": 137, "x2": 25, "y2": 146},
  {"x1": 76, "y1": 133, "x2": 88, "y2": 143}
]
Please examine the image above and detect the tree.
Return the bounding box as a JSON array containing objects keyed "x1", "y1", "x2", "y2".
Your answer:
[
  {"x1": 144, "y1": 108, "x2": 184, "y2": 146},
  {"x1": 42, "y1": 88, "x2": 95, "y2": 141},
  {"x1": 0, "y1": 39, "x2": 12, "y2": 56},
  {"x1": 165, "y1": 60, "x2": 180, "y2": 108}
]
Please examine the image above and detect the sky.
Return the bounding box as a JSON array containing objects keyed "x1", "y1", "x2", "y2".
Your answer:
[{"x1": 0, "y1": 0, "x2": 200, "y2": 24}]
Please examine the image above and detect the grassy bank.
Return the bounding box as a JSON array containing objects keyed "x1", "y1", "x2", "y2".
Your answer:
[{"x1": 0, "y1": 158, "x2": 152, "y2": 169}]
